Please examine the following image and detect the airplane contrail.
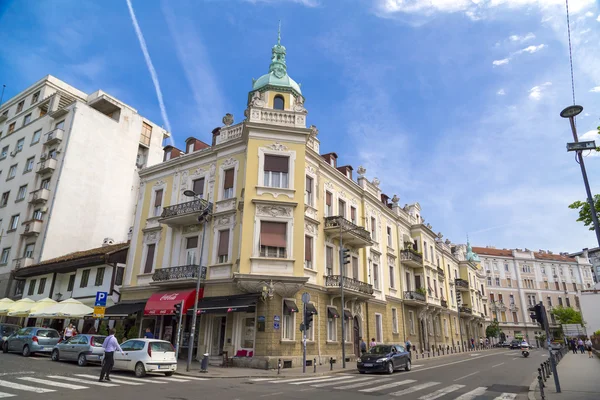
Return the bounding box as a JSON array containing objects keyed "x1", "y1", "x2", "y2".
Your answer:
[
  {"x1": 126, "y1": 0, "x2": 174, "y2": 145},
  {"x1": 469, "y1": 217, "x2": 537, "y2": 235}
]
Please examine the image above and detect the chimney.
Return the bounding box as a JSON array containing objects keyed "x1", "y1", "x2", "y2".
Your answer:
[
  {"x1": 336, "y1": 165, "x2": 353, "y2": 180},
  {"x1": 381, "y1": 193, "x2": 390, "y2": 206},
  {"x1": 321, "y1": 152, "x2": 338, "y2": 168},
  {"x1": 185, "y1": 137, "x2": 210, "y2": 153},
  {"x1": 211, "y1": 127, "x2": 221, "y2": 146}
]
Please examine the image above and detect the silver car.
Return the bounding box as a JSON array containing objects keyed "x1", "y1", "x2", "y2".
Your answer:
[
  {"x1": 2, "y1": 327, "x2": 61, "y2": 356},
  {"x1": 51, "y1": 334, "x2": 106, "y2": 366}
]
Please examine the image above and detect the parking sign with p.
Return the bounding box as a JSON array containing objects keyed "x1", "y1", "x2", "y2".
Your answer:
[{"x1": 95, "y1": 291, "x2": 108, "y2": 307}]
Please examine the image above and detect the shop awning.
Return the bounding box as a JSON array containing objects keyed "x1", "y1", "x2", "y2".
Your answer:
[
  {"x1": 344, "y1": 310, "x2": 353, "y2": 319},
  {"x1": 105, "y1": 302, "x2": 146, "y2": 318},
  {"x1": 144, "y1": 289, "x2": 196, "y2": 316},
  {"x1": 188, "y1": 293, "x2": 260, "y2": 315},
  {"x1": 283, "y1": 300, "x2": 298, "y2": 313},
  {"x1": 327, "y1": 307, "x2": 340, "y2": 319},
  {"x1": 305, "y1": 303, "x2": 318, "y2": 315}
]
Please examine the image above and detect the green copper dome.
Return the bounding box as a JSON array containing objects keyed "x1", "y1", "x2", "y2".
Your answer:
[{"x1": 252, "y1": 24, "x2": 301, "y2": 95}]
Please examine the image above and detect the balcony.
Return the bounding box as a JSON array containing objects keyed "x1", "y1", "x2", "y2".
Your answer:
[
  {"x1": 400, "y1": 249, "x2": 423, "y2": 269},
  {"x1": 324, "y1": 275, "x2": 374, "y2": 297},
  {"x1": 455, "y1": 278, "x2": 469, "y2": 291},
  {"x1": 29, "y1": 188, "x2": 50, "y2": 204},
  {"x1": 44, "y1": 128, "x2": 64, "y2": 146},
  {"x1": 441, "y1": 299, "x2": 448, "y2": 308},
  {"x1": 151, "y1": 265, "x2": 199, "y2": 286},
  {"x1": 13, "y1": 257, "x2": 34, "y2": 269},
  {"x1": 323, "y1": 216, "x2": 373, "y2": 247},
  {"x1": 403, "y1": 290, "x2": 426, "y2": 305},
  {"x1": 159, "y1": 198, "x2": 212, "y2": 226},
  {"x1": 509, "y1": 304, "x2": 519, "y2": 312},
  {"x1": 37, "y1": 158, "x2": 57, "y2": 175},
  {"x1": 459, "y1": 306, "x2": 473, "y2": 314},
  {"x1": 21, "y1": 220, "x2": 43, "y2": 236},
  {"x1": 247, "y1": 107, "x2": 306, "y2": 128},
  {"x1": 437, "y1": 267, "x2": 445, "y2": 277}
]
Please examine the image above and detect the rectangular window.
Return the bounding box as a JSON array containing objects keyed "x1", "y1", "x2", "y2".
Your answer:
[
  {"x1": 24, "y1": 157, "x2": 35, "y2": 173},
  {"x1": 38, "y1": 277, "x2": 46, "y2": 294},
  {"x1": 41, "y1": 178, "x2": 50, "y2": 190},
  {"x1": 344, "y1": 311, "x2": 352, "y2": 342},
  {"x1": 566, "y1": 297, "x2": 571, "y2": 307},
  {"x1": 153, "y1": 189, "x2": 163, "y2": 217},
  {"x1": 424, "y1": 241, "x2": 428, "y2": 260},
  {"x1": 115, "y1": 267, "x2": 125, "y2": 286},
  {"x1": 350, "y1": 206, "x2": 357, "y2": 224},
  {"x1": 218, "y1": 230, "x2": 230, "y2": 263},
  {"x1": 259, "y1": 221, "x2": 287, "y2": 258},
  {"x1": 304, "y1": 235, "x2": 313, "y2": 269},
  {"x1": 140, "y1": 122, "x2": 152, "y2": 146},
  {"x1": 33, "y1": 209, "x2": 43, "y2": 221},
  {"x1": 325, "y1": 192, "x2": 332, "y2": 216},
  {"x1": 555, "y1": 282, "x2": 559, "y2": 290},
  {"x1": 573, "y1": 283, "x2": 577, "y2": 291},
  {"x1": 17, "y1": 101, "x2": 24, "y2": 113},
  {"x1": 192, "y1": 178, "x2": 205, "y2": 198},
  {"x1": 352, "y1": 257, "x2": 359, "y2": 279},
  {"x1": 562, "y1": 282, "x2": 567, "y2": 291},
  {"x1": 434, "y1": 280, "x2": 438, "y2": 297},
  {"x1": 282, "y1": 301, "x2": 296, "y2": 340},
  {"x1": 15, "y1": 138, "x2": 25, "y2": 153},
  {"x1": 23, "y1": 114, "x2": 31, "y2": 125},
  {"x1": 305, "y1": 176, "x2": 313, "y2": 206},
  {"x1": 326, "y1": 246, "x2": 334, "y2": 275},
  {"x1": 28, "y1": 279, "x2": 36, "y2": 296},
  {"x1": 371, "y1": 217, "x2": 376, "y2": 240},
  {"x1": 338, "y1": 199, "x2": 346, "y2": 218},
  {"x1": 144, "y1": 244, "x2": 156, "y2": 273},
  {"x1": 495, "y1": 277, "x2": 500, "y2": 286},
  {"x1": 327, "y1": 308, "x2": 337, "y2": 341},
  {"x1": 512, "y1": 312, "x2": 518, "y2": 323},
  {"x1": 32, "y1": 91, "x2": 40, "y2": 104},
  {"x1": 373, "y1": 263, "x2": 379, "y2": 290},
  {"x1": 0, "y1": 248, "x2": 10, "y2": 264},
  {"x1": 185, "y1": 236, "x2": 198, "y2": 265},
  {"x1": 444, "y1": 318, "x2": 449, "y2": 336},
  {"x1": 263, "y1": 155, "x2": 289, "y2": 188},
  {"x1": 67, "y1": 275, "x2": 75, "y2": 292},
  {"x1": 507, "y1": 279, "x2": 512, "y2": 288},
  {"x1": 80, "y1": 269, "x2": 90, "y2": 288},
  {"x1": 8, "y1": 122, "x2": 15, "y2": 134},
  {"x1": 392, "y1": 308, "x2": 398, "y2": 334},
  {"x1": 558, "y1": 297, "x2": 563, "y2": 306},
  {"x1": 1, "y1": 191, "x2": 9, "y2": 207},
  {"x1": 375, "y1": 314, "x2": 383, "y2": 343},
  {"x1": 223, "y1": 168, "x2": 234, "y2": 199},
  {"x1": 16, "y1": 185, "x2": 27, "y2": 201},
  {"x1": 9, "y1": 214, "x2": 19, "y2": 230},
  {"x1": 389, "y1": 265, "x2": 395, "y2": 288},
  {"x1": 409, "y1": 311, "x2": 415, "y2": 334},
  {"x1": 1, "y1": 146, "x2": 8, "y2": 159},
  {"x1": 387, "y1": 226, "x2": 392, "y2": 247},
  {"x1": 7, "y1": 164, "x2": 17, "y2": 180},
  {"x1": 23, "y1": 243, "x2": 34, "y2": 258},
  {"x1": 95, "y1": 267, "x2": 105, "y2": 286}
]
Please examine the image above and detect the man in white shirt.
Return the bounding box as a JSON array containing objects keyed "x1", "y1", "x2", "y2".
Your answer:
[{"x1": 99, "y1": 328, "x2": 124, "y2": 382}]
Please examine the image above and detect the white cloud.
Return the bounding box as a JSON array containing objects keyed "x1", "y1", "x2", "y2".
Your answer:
[
  {"x1": 515, "y1": 44, "x2": 546, "y2": 54},
  {"x1": 590, "y1": 86, "x2": 600, "y2": 92},
  {"x1": 509, "y1": 32, "x2": 535, "y2": 42},
  {"x1": 245, "y1": 0, "x2": 319, "y2": 6},
  {"x1": 528, "y1": 82, "x2": 552, "y2": 100},
  {"x1": 497, "y1": 89, "x2": 506, "y2": 95},
  {"x1": 493, "y1": 58, "x2": 510, "y2": 66},
  {"x1": 579, "y1": 130, "x2": 600, "y2": 157},
  {"x1": 585, "y1": 11, "x2": 594, "y2": 17},
  {"x1": 597, "y1": 14, "x2": 600, "y2": 21}
]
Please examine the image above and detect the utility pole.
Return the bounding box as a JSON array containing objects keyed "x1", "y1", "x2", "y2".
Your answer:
[{"x1": 339, "y1": 228, "x2": 346, "y2": 369}]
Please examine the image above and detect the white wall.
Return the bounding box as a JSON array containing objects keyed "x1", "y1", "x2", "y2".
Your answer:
[{"x1": 580, "y1": 290, "x2": 600, "y2": 335}]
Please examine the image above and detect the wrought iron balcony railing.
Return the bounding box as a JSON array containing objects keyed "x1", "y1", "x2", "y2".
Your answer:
[
  {"x1": 400, "y1": 249, "x2": 423, "y2": 266},
  {"x1": 323, "y1": 216, "x2": 372, "y2": 242},
  {"x1": 455, "y1": 279, "x2": 469, "y2": 289},
  {"x1": 152, "y1": 265, "x2": 199, "y2": 282},
  {"x1": 403, "y1": 290, "x2": 426, "y2": 302},
  {"x1": 324, "y1": 275, "x2": 374, "y2": 295},
  {"x1": 459, "y1": 306, "x2": 473, "y2": 314},
  {"x1": 161, "y1": 199, "x2": 207, "y2": 219},
  {"x1": 437, "y1": 267, "x2": 445, "y2": 276}
]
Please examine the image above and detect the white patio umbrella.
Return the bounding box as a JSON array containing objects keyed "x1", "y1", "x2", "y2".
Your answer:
[
  {"x1": 6, "y1": 298, "x2": 36, "y2": 317},
  {"x1": 27, "y1": 298, "x2": 57, "y2": 316},
  {"x1": 0, "y1": 298, "x2": 15, "y2": 315},
  {"x1": 29, "y1": 298, "x2": 93, "y2": 318}
]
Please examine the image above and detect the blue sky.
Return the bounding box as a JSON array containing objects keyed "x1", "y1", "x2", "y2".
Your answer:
[{"x1": 1, "y1": 0, "x2": 599, "y2": 253}]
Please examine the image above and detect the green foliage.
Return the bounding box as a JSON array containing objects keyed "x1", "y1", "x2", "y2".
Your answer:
[
  {"x1": 115, "y1": 324, "x2": 126, "y2": 343},
  {"x1": 569, "y1": 194, "x2": 600, "y2": 231},
  {"x1": 127, "y1": 325, "x2": 140, "y2": 339},
  {"x1": 594, "y1": 329, "x2": 600, "y2": 336},
  {"x1": 416, "y1": 287, "x2": 427, "y2": 296},
  {"x1": 98, "y1": 322, "x2": 108, "y2": 336},
  {"x1": 486, "y1": 320, "x2": 500, "y2": 338},
  {"x1": 551, "y1": 306, "x2": 584, "y2": 325}
]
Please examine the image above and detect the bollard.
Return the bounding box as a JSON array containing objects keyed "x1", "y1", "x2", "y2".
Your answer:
[
  {"x1": 330, "y1": 357, "x2": 333, "y2": 371},
  {"x1": 540, "y1": 364, "x2": 546, "y2": 382},
  {"x1": 546, "y1": 361, "x2": 551, "y2": 378},
  {"x1": 278, "y1": 358, "x2": 282, "y2": 375},
  {"x1": 313, "y1": 358, "x2": 317, "y2": 373},
  {"x1": 538, "y1": 373, "x2": 546, "y2": 400}
]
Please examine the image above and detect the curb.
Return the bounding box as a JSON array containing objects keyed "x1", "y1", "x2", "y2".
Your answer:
[
  {"x1": 175, "y1": 368, "x2": 349, "y2": 379},
  {"x1": 528, "y1": 376, "x2": 538, "y2": 400}
]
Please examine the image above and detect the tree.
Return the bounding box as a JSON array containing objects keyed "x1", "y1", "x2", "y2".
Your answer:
[
  {"x1": 569, "y1": 194, "x2": 600, "y2": 231},
  {"x1": 550, "y1": 306, "x2": 584, "y2": 325},
  {"x1": 486, "y1": 319, "x2": 500, "y2": 339},
  {"x1": 98, "y1": 322, "x2": 108, "y2": 336},
  {"x1": 115, "y1": 324, "x2": 126, "y2": 343}
]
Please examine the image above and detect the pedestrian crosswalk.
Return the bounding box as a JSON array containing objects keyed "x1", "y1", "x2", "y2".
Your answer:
[
  {"x1": 252, "y1": 374, "x2": 524, "y2": 399},
  {"x1": 0, "y1": 373, "x2": 209, "y2": 398}
]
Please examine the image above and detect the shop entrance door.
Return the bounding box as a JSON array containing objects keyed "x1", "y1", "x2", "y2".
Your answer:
[{"x1": 210, "y1": 316, "x2": 226, "y2": 356}]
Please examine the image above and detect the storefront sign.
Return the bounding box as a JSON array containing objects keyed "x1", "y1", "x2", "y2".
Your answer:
[{"x1": 93, "y1": 306, "x2": 106, "y2": 318}]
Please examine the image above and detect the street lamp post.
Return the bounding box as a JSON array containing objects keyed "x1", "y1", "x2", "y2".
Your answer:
[
  {"x1": 183, "y1": 190, "x2": 212, "y2": 372},
  {"x1": 561, "y1": 105, "x2": 600, "y2": 249}
]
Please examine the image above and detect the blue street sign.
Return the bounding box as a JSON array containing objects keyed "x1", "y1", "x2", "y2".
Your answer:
[{"x1": 95, "y1": 291, "x2": 108, "y2": 307}]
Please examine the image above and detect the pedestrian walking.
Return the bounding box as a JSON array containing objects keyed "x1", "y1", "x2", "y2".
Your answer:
[
  {"x1": 405, "y1": 339, "x2": 412, "y2": 353},
  {"x1": 578, "y1": 338, "x2": 585, "y2": 354},
  {"x1": 585, "y1": 338, "x2": 594, "y2": 358},
  {"x1": 369, "y1": 338, "x2": 376, "y2": 348},
  {"x1": 359, "y1": 337, "x2": 367, "y2": 355},
  {"x1": 99, "y1": 328, "x2": 124, "y2": 382},
  {"x1": 571, "y1": 338, "x2": 577, "y2": 354}
]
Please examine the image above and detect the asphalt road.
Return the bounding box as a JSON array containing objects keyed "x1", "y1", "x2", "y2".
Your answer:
[{"x1": 0, "y1": 348, "x2": 549, "y2": 400}]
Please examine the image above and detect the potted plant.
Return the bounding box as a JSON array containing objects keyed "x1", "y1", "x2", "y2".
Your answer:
[{"x1": 416, "y1": 287, "x2": 427, "y2": 296}]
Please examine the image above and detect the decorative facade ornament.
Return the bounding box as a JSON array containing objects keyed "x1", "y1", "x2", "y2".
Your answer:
[
  {"x1": 357, "y1": 166, "x2": 366, "y2": 177},
  {"x1": 153, "y1": 180, "x2": 165, "y2": 187},
  {"x1": 222, "y1": 157, "x2": 236, "y2": 168},
  {"x1": 372, "y1": 177, "x2": 381, "y2": 187},
  {"x1": 256, "y1": 204, "x2": 292, "y2": 218},
  {"x1": 222, "y1": 113, "x2": 234, "y2": 126},
  {"x1": 293, "y1": 95, "x2": 306, "y2": 112},
  {"x1": 182, "y1": 225, "x2": 201, "y2": 234},
  {"x1": 215, "y1": 216, "x2": 232, "y2": 227},
  {"x1": 236, "y1": 280, "x2": 304, "y2": 298},
  {"x1": 304, "y1": 206, "x2": 316, "y2": 219},
  {"x1": 192, "y1": 167, "x2": 206, "y2": 177},
  {"x1": 392, "y1": 195, "x2": 399, "y2": 204},
  {"x1": 351, "y1": 197, "x2": 358, "y2": 206},
  {"x1": 445, "y1": 239, "x2": 451, "y2": 245},
  {"x1": 209, "y1": 163, "x2": 216, "y2": 178},
  {"x1": 250, "y1": 91, "x2": 265, "y2": 107},
  {"x1": 324, "y1": 181, "x2": 334, "y2": 190},
  {"x1": 304, "y1": 222, "x2": 317, "y2": 235},
  {"x1": 426, "y1": 223, "x2": 432, "y2": 229},
  {"x1": 309, "y1": 124, "x2": 319, "y2": 136},
  {"x1": 143, "y1": 231, "x2": 161, "y2": 244},
  {"x1": 305, "y1": 164, "x2": 316, "y2": 174},
  {"x1": 266, "y1": 142, "x2": 289, "y2": 151}
]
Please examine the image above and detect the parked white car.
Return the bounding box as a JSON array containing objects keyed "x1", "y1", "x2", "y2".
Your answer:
[{"x1": 109, "y1": 339, "x2": 177, "y2": 377}]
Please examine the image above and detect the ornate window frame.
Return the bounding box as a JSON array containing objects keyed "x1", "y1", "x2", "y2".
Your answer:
[
  {"x1": 218, "y1": 157, "x2": 239, "y2": 201},
  {"x1": 253, "y1": 203, "x2": 295, "y2": 258},
  {"x1": 148, "y1": 180, "x2": 167, "y2": 219},
  {"x1": 211, "y1": 215, "x2": 235, "y2": 265},
  {"x1": 257, "y1": 143, "x2": 296, "y2": 199}
]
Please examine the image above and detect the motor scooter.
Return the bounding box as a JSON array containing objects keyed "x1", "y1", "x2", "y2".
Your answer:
[{"x1": 521, "y1": 345, "x2": 530, "y2": 358}]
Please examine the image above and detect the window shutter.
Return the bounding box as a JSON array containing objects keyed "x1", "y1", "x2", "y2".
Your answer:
[
  {"x1": 218, "y1": 230, "x2": 230, "y2": 256},
  {"x1": 305, "y1": 236, "x2": 312, "y2": 261},
  {"x1": 306, "y1": 176, "x2": 312, "y2": 193},
  {"x1": 260, "y1": 222, "x2": 286, "y2": 247},
  {"x1": 144, "y1": 244, "x2": 156, "y2": 273},
  {"x1": 186, "y1": 236, "x2": 198, "y2": 249},
  {"x1": 154, "y1": 190, "x2": 163, "y2": 207},
  {"x1": 224, "y1": 169, "x2": 234, "y2": 189},
  {"x1": 264, "y1": 155, "x2": 289, "y2": 173},
  {"x1": 351, "y1": 207, "x2": 356, "y2": 221},
  {"x1": 193, "y1": 178, "x2": 205, "y2": 197},
  {"x1": 326, "y1": 192, "x2": 332, "y2": 206}
]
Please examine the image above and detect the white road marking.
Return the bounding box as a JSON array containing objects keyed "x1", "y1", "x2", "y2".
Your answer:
[
  {"x1": 454, "y1": 371, "x2": 479, "y2": 381},
  {"x1": 18, "y1": 377, "x2": 88, "y2": 390},
  {"x1": 494, "y1": 394, "x2": 517, "y2": 400},
  {"x1": 48, "y1": 375, "x2": 119, "y2": 387},
  {"x1": 250, "y1": 378, "x2": 273, "y2": 381},
  {"x1": 470, "y1": 354, "x2": 480, "y2": 356},
  {"x1": 268, "y1": 376, "x2": 341, "y2": 384},
  {"x1": 390, "y1": 351, "x2": 512, "y2": 376},
  {"x1": 152, "y1": 377, "x2": 191, "y2": 383},
  {"x1": 412, "y1": 364, "x2": 424, "y2": 368},
  {"x1": 454, "y1": 387, "x2": 488, "y2": 400},
  {"x1": 0, "y1": 393, "x2": 15, "y2": 398},
  {"x1": 161, "y1": 375, "x2": 208, "y2": 381},
  {"x1": 311, "y1": 376, "x2": 374, "y2": 387},
  {"x1": 491, "y1": 362, "x2": 505, "y2": 368},
  {"x1": 418, "y1": 384, "x2": 465, "y2": 400},
  {"x1": 74, "y1": 374, "x2": 144, "y2": 385},
  {"x1": 359, "y1": 379, "x2": 416, "y2": 392},
  {"x1": 333, "y1": 377, "x2": 392, "y2": 389},
  {"x1": 0, "y1": 379, "x2": 55, "y2": 393},
  {"x1": 290, "y1": 376, "x2": 354, "y2": 385},
  {"x1": 107, "y1": 375, "x2": 163, "y2": 383},
  {"x1": 260, "y1": 392, "x2": 284, "y2": 397},
  {"x1": 390, "y1": 382, "x2": 440, "y2": 396},
  {"x1": 512, "y1": 358, "x2": 520, "y2": 360}
]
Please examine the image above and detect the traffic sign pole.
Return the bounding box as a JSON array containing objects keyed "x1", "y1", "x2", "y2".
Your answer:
[
  {"x1": 301, "y1": 292, "x2": 310, "y2": 374},
  {"x1": 175, "y1": 300, "x2": 184, "y2": 356}
]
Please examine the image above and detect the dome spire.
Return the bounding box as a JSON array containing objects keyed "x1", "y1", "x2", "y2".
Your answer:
[
  {"x1": 278, "y1": 20, "x2": 281, "y2": 46},
  {"x1": 269, "y1": 22, "x2": 287, "y2": 79}
]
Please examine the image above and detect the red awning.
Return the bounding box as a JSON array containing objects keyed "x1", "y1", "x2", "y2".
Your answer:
[{"x1": 144, "y1": 289, "x2": 197, "y2": 316}]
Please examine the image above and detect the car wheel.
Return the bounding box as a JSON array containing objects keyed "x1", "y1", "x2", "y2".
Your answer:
[
  {"x1": 22, "y1": 345, "x2": 30, "y2": 357},
  {"x1": 51, "y1": 350, "x2": 60, "y2": 361},
  {"x1": 135, "y1": 362, "x2": 146, "y2": 378},
  {"x1": 2, "y1": 343, "x2": 7, "y2": 353},
  {"x1": 386, "y1": 361, "x2": 394, "y2": 374},
  {"x1": 78, "y1": 353, "x2": 87, "y2": 366},
  {"x1": 164, "y1": 371, "x2": 174, "y2": 377},
  {"x1": 405, "y1": 359, "x2": 411, "y2": 371}
]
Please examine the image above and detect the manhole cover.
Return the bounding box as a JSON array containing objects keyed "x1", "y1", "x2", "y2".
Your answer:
[{"x1": 488, "y1": 384, "x2": 530, "y2": 393}]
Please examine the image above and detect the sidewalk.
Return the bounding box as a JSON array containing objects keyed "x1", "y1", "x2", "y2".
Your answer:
[
  {"x1": 531, "y1": 352, "x2": 600, "y2": 400},
  {"x1": 175, "y1": 359, "x2": 349, "y2": 378}
]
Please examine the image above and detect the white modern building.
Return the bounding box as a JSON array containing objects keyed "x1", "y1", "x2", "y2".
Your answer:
[
  {"x1": 0, "y1": 75, "x2": 169, "y2": 297},
  {"x1": 570, "y1": 247, "x2": 600, "y2": 283}
]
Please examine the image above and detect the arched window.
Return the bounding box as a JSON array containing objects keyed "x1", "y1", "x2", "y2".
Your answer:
[{"x1": 273, "y1": 95, "x2": 285, "y2": 110}]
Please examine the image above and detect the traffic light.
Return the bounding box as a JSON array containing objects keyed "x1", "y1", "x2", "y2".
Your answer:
[
  {"x1": 342, "y1": 248, "x2": 351, "y2": 265},
  {"x1": 528, "y1": 303, "x2": 546, "y2": 330},
  {"x1": 174, "y1": 302, "x2": 182, "y2": 317},
  {"x1": 305, "y1": 309, "x2": 314, "y2": 331}
]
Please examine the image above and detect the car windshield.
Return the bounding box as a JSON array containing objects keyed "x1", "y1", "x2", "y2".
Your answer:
[
  {"x1": 368, "y1": 345, "x2": 392, "y2": 355},
  {"x1": 37, "y1": 330, "x2": 59, "y2": 338},
  {"x1": 0, "y1": 326, "x2": 18, "y2": 337},
  {"x1": 150, "y1": 342, "x2": 175, "y2": 352}
]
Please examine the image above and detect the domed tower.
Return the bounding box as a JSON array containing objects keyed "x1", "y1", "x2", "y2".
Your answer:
[{"x1": 245, "y1": 24, "x2": 307, "y2": 128}]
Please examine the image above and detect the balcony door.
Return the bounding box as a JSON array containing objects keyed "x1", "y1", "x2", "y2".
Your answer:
[
  {"x1": 185, "y1": 236, "x2": 199, "y2": 265},
  {"x1": 415, "y1": 275, "x2": 422, "y2": 290}
]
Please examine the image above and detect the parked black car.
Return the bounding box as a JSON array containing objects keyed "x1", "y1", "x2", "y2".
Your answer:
[
  {"x1": 357, "y1": 344, "x2": 411, "y2": 374},
  {"x1": 509, "y1": 340, "x2": 522, "y2": 349}
]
